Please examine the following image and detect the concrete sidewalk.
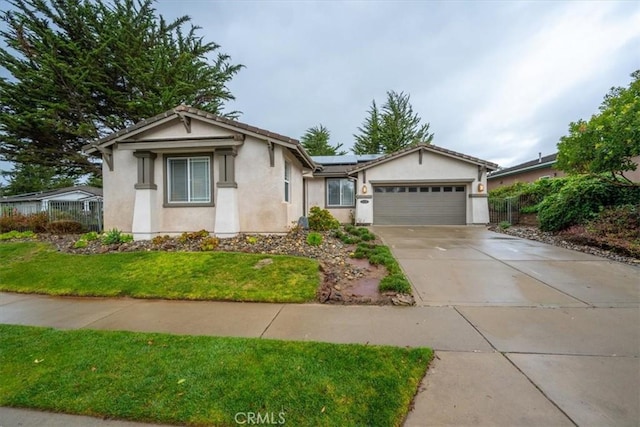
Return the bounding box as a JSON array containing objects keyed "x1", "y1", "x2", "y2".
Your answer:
[{"x1": 2, "y1": 226, "x2": 639, "y2": 426}]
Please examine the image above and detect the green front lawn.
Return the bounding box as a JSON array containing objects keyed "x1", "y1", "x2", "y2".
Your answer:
[
  {"x1": 0, "y1": 325, "x2": 432, "y2": 426},
  {"x1": 0, "y1": 242, "x2": 319, "y2": 303}
]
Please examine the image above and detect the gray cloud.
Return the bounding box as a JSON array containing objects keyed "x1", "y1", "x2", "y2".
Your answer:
[{"x1": 155, "y1": 0, "x2": 639, "y2": 167}]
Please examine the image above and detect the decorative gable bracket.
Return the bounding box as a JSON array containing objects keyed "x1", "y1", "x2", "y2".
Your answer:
[
  {"x1": 97, "y1": 146, "x2": 114, "y2": 171},
  {"x1": 478, "y1": 165, "x2": 486, "y2": 181},
  {"x1": 267, "y1": 140, "x2": 275, "y2": 167},
  {"x1": 177, "y1": 112, "x2": 191, "y2": 133}
]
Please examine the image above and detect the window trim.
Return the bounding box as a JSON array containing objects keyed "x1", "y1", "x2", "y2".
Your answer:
[
  {"x1": 284, "y1": 161, "x2": 291, "y2": 203},
  {"x1": 163, "y1": 153, "x2": 214, "y2": 207},
  {"x1": 325, "y1": 178, "x2": 356, "y2": 208}
]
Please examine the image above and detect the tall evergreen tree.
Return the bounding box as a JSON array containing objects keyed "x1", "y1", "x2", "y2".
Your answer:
[
  {"x1": 1, "y1": 163, "x2": 76, "y2": 195},
  {"x1": 0, "y1": 0, "x2": 243, "y2": 178},
  {"x1": 353, "y1": 91, "x2": 433, "y2": 154},
  {"x1": 353, "y1": 100, "x2": 383, "y2": 155},
  {"x1": 300, "y1": 124, "x2": 346, "y2": 156}
]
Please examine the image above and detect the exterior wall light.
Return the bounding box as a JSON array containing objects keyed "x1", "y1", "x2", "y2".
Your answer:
[
  {"x1": 477, "y1": 183, "x2": 485, "y2": 193},
  {"x1": 362, "y1": 185, "x2": 368, "y2": 194}
]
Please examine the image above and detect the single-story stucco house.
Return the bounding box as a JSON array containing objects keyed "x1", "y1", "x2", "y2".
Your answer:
[
  {"x1": 83, "y1": 105, "x2": 498, "y2": 240},
  {"x1": 0, "y1": 185, "x2": 103, "y2": 215},
  {"x1": 488, "y1": 152, "x2": 640, "y2": 191}
]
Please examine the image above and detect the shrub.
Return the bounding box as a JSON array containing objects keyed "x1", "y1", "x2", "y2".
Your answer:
[
  {"x1": 246, "y1": 236, "x2": 258, "y2": 245},
  {"x1": 306, "y1": 232, "x2": 323, "y2": 246},
  {"x1": 0, "y1": 230, "x2": 36, "y2": 240},
  {"x1": 199, "y1": 237, "x2": 219, "y2": 251},
  {"x1": 537, "y1": 176, "x2": 640, "y2": 232},
  {"x1": 498, "y1": 221, "x2": 511, "y2": 230},
  {"x1": 27, "y1": 212, "x2": 49, "y2": 232},
  {"x1": 178, "y1": 229, "x2": 210, "y2": 243},
  {"x1": 81, "y1": 231, "x2": 99, "y2": 241},
  {"x1": 47, "y1": 220, "x2": 84, "y2": 234},
  {"x1": 73, "y1": 239, "x2": 88, "y2": 249},
  {"x1": 308, "y1": 206, "x2": 340, "y2": 231},
  {"x1": 101, "y1": 228, "x2": 133, "y2": 245},
  {"x1": 152, "y1": 235, "x2": 171, "y2": 246},
  {"x1": 379, "y1": 274, "x2": 412, "y2": 293}
]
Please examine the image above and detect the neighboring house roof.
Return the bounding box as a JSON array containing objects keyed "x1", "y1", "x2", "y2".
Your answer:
[
  {"x1": 83, "y1": 105, "x2": 317, "y2": 170},
  {"x1": 0, "y1": 186, "x2": 103, "y2": 203},
  {"x1": 346, "y1": 143, "x2": 499, "y2": 174},
  {"x1": 488, "y1": 153, "x2": 558, "y2": 179}
]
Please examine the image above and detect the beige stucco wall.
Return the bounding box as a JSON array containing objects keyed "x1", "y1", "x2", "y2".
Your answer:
[
  {"x1": 102, "y1": 117, "x2": 305, "y2": 236},
  {"x1": 132, "y1": 117, "x2": 237, "y2": 140},
  {"x1": 236, "y1": 140, "x2": 303, "y2": 233},
  {"x1": 103, "y1": 148, "x2": 136, "y2": 232},
  {"x1": 488, "y1": 165, "x2": 565, "y2": 191},
  {"x1": 305, "y1": 177, "x2": 353, "y2": 224},
  {"x1": 354, "y1": 150, "x2": 489, "y2": 225}
]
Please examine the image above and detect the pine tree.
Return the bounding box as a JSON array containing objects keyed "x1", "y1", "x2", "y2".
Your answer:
[
  {"x1": 0, "y1": 0, "x2": 243, "y2": 178},
  {"x1": 353, "y1": 92, "x2": 433, "y2": 154},
  {"x1": 300, "y1": 124, "x2": 347, "y2": 156}
]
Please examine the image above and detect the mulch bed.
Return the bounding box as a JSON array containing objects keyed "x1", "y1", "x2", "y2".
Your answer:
[{"x1": 35, "y1": 229, "x2": 405, "y2": 305}]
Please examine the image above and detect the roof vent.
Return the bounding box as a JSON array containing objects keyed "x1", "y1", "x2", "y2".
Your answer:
[{"x1": 538, "y1": 152, "x2": 542, "y2": 163}]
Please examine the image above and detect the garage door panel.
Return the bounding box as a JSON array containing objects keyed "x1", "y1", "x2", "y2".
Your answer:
[{"x1": 373, "y1": 185, "x2": 466, "y2": 225}]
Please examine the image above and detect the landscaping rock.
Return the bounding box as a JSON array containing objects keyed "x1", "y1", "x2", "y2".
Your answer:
[
  {"x1": 35, "y1": 228, "x2": 400, "y2": 306},
  {"x1": 490, "y1": 225, "x2": 639, "y2": 266}
]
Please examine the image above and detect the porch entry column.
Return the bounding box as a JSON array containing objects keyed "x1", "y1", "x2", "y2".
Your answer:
[
  {"x1": 214, "y1": 149, "x2": 240, "y2": 238},
  {"x1": 132, "y1": 151, "x2": 157, "y2": 240}
]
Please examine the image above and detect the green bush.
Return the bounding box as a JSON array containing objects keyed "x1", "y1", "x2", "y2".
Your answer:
[
  {"x1": 47, "y1": 220, "x2": 84, "y2": 234},
  {"x1": 537, "y1": 176, "x2": 640, "y2": 232},
  {"x1": 199, "y1": 237, "x2": 219, "y2": 251},
  {"x1": 73, "y1": 239, "x2": 88, "y2": 249},
  {"x1": 178, "y1": 230, "x2": 210, "y2": 243},
  {"x1": 102, "y1": 228, "x2": 133, "y2": 245},
  {"x1": 0, "y1": 230, "x2": 36, "y2": 240},
  {"x1": 308, "y1": 206, "x2": 340, "y2": 231},
  {"x1": 306, "y1": 232, "x2": 323, "y2": 246},
  {"x1": 498, "y1": 221, "x2": 511, "y2": 230},
  {"x1": 379, "y1": 274, "x2": 412, "y2": 293},
  {"x1": 81, "y1": 231, "x2": 99, "y2": 241}
]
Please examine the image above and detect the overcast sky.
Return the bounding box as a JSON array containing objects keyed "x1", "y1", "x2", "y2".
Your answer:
[
  {"x1": 1, "y1": 0, "x2": 639, "y2": 181},
  {"x1": 156, "y1": 0, "x2": 639, "y2": 168}
]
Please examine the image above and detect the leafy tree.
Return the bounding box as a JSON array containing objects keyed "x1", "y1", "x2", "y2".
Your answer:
[
  {"x1": 0, "y1": 0, "x2": 243, "y2": 178},
  {"x1": 300, "y1": 124, "x2": 346, "y2": 156},
  {"x1": 353, "y1": 91, "x2": 434, "y2": 154},
  {"x1": 1, "y1": 163, "x2": 76, "y2": 196},
  {"x1": 556, "y1": 70, "x2": 640, "y2": 185}
]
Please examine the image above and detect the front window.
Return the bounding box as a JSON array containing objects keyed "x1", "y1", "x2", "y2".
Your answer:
[
  {"x1": 284, "y1": 161, "x2": 291, "y2": 202},
  {"x1": 167, "y1": 156, "x2": 211, "y2": 203},
  {"x1": 327, "y1": 178, "x2": 355, "y2": 207}
]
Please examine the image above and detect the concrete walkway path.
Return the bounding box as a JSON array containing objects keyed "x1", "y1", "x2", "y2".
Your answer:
[{"x1": 1, "y1": 226, "x2": 638, "y2": 426}]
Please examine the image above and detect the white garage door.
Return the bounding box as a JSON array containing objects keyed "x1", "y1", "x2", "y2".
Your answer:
[{"x1": 373, "y1": 185, "x2": 467, "y2": 225}]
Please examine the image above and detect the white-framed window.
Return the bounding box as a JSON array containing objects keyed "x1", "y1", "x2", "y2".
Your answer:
[
  {"x1": 167, "y1": 156, "x2": 211, "y2": 204},
  {"x1": 327, "y1": 178, "x2": 355, "y2": 207},
  {"x1": 284, "y1": 161, "x2": 291, "y2": 202}
]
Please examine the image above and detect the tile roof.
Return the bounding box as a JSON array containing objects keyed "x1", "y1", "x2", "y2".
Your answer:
[
  {"x1": 84, "y1": 105, "x2": 300, "y2": 150},
  {"x1": 83, "y1": 105, "x2": 317, "y2": 170},
  {"x1": 0, "y1": 186, "x2": 103, "y2": 202},
  {"x1": 347, "y1": 143, "x2": 499, "y2": 173}
]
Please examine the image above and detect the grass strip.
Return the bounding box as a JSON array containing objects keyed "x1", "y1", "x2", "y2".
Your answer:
[
  {"x1": 0, "y1": 242, "x2": 319, "y2": 303},
  {"x1": 0, "y1": 324, "x2": 432, "y2": 426}
]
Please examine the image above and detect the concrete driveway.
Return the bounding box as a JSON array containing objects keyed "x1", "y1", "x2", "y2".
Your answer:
[{"x1": 375, "y1": 225, "x2": 640, "y2": 427}]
